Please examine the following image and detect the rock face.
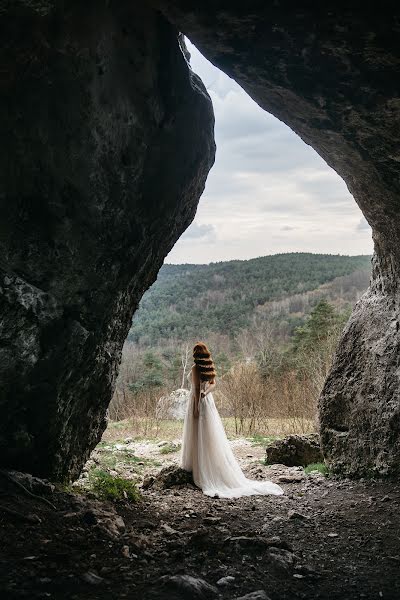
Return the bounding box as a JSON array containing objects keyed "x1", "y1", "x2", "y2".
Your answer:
[
  {"x1": 2, "y1": 2, "x2": 400, "y2": 480},
  {"x1": 157, "y1": 388, "x2": 190, "y2": 420},
  {"x1": 265, "y1": 435, "x2": 323, "y2": 468},
  {"x1": 156, "y1": 2, "x2": 400, "y2": 475},
  {"x1": 0, "y1": 3, "x2": 215, "y2": 480}
]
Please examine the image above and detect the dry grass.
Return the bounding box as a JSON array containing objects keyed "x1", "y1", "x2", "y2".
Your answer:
[{"x1": 102, "y1": 416, "x2": 316, "y2": 444}]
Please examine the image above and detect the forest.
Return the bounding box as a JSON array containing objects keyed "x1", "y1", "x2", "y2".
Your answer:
[
  {"x1": 110, "y1": 253, "x2": 371, "y2": 436},
  {"x1": 128, "y1": 253, "x2": 371, "y2": 346}
]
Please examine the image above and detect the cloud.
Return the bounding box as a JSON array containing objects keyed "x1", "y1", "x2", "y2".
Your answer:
[
  {"x1": 357, "y1": 217, "x2": 371, "y2": 232},
  {"x1": 180, "y1": 222, "x2": 216, "y2": 242},
  {"x1": 166, "y1": 41, "x2": 373, "y2": 264}
]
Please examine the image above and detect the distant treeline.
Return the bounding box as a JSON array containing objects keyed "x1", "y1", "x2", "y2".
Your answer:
[{"x1": 128, "y1": 253, "x2": 371, "y2": 346}]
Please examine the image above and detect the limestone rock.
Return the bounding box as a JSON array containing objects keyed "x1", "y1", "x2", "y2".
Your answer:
[
  {"x1": 235, "y1": 591, "x2": 271, "y2": 600},
  {"x1": 158, "y1": 574, "x2": 218, "y2": 599},
  {"x1": 5, "y1": 470, "x2": 55, "y2": 495},
  {"x1": 157, "y1": 388, "x2": 190, "y2": 420},
  {"x1": 0, "y1": 2, "x2": 215, "y2": 480},
  {"x1": 265, "y1": 435, "x2": 323, "y2": 467},
  {"x1": 3, "y1": 0, "x2": 400, "y2": 480},
  {"x1": 73, "y1": 497, "x2": 125, "y2": 539},
  {"x1": 216, "y1": 576, "x2": 235, "y2": 587}
]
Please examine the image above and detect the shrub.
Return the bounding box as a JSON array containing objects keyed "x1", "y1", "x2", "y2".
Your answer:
[
  {"x1": 89, "y1": 470, "x2": 141, "y2": 502},
  {"x1": 304, "y1": 462, "x2": 329, "y2": 476}
]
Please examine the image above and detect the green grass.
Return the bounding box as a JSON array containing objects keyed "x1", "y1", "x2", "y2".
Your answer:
[
  {"x1": 95, "y1": 447, "x2": 161, "y2": 470},
  {"x1": 89, "y1": 469, "x2": 141, "y2": 502},
  {"x1": 247, "y1": 434, "x2": 281, "y2": 447},
  {"x1": 304, "y1": 462, "x2": 329, "y2": 476},
  {"x1": 159, "y1": 442, "x2": 181, "y2": 455}
]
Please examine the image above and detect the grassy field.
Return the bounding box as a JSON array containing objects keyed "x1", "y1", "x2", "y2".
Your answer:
[{"x1": 102, "y1": 417, "x2": 316, "y2": 444}]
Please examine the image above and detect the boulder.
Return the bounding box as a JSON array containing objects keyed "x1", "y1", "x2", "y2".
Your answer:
[
  {"x1": 157, "y1": 388, "x2": 190, "y2": 420},
  {"x1": 265, "y1": 435, "x2": 323, "y2": 467},
  {"x1": 143, "y1": 464, "x2": 194, "y2": 490}
]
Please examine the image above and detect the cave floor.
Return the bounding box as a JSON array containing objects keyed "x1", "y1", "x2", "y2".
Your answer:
[{"x1": 1, "y1": 465, "x2": 400, "y2": 600}]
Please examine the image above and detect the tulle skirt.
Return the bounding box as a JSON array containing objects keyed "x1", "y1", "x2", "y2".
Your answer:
[{"x1": 181, "y1": 392, "x2": 284, "y2": 499}]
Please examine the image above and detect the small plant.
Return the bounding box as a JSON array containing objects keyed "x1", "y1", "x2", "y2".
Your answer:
[
  {"x1": 248, "y1": 434, "x2": 280, "y2": 447},
  {"x1": 304, "y1": 462, "x2": 329, "y2": 476},
  {"x1": 89, "y1": 470, "x2": 141, "y2": 502},
  {"x1": 159, "y1": 442, "x2": 181, "y2": 455}
]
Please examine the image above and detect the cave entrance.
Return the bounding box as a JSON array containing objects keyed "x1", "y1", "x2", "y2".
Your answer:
[{"x1": 107, "y1": 41, "x2": 372, "y2": 459}]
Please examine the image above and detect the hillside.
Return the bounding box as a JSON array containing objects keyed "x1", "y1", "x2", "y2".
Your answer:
[{"x1": 128, "y1": 253, "x2": 371, "y2": 346}]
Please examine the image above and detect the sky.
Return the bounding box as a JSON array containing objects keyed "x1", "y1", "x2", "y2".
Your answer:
[{"x1": 166, "y1": 41, "x2": 373, "y2": 265}]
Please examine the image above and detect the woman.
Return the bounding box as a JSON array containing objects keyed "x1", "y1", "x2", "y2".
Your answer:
[{"x1": 181, "y1": 342, "x2": 283, "y2": 499}]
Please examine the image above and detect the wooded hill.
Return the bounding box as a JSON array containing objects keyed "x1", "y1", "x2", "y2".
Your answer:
[{"x1": 128, "y1": 253, "x2": 371, "y2": 346}]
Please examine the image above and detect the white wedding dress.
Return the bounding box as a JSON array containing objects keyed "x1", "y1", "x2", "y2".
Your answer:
[{"x1": 181, "y1": 371, "x2": 284, "y2": 499}]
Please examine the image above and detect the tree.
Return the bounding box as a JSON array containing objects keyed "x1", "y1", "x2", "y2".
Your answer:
[{"x1": 293, "y1": 299, "x2": 338, "y2": 352}]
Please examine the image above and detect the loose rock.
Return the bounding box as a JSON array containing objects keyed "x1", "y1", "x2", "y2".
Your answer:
[
  {"x1": 235, "y1": 591, "x2": 271, "y2": 600},
  {"x1": 158, "y1": 574, "x2": 218, "y2": 598}
]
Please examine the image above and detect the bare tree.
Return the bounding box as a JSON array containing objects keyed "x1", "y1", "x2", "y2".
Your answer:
[{"x1": 181, "y1": 343, "x2": 190, "y2": 388}]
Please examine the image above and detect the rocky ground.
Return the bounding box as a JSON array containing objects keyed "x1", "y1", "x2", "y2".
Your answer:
[{"x1": 1, "y1": 438, "x2": 400, "y2": 599}]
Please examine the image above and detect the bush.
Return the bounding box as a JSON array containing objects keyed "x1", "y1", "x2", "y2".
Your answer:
[
  {"x1": 304, "y1": 462, "x2": 329, "y2": 476},
  {"x1": 89, "y1": 470, "x2": 141, "y2": 502}
]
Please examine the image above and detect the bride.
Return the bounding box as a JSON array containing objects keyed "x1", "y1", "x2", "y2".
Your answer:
[{"x1": 181, "y1": 342, "x2": 284, "y2": 499}]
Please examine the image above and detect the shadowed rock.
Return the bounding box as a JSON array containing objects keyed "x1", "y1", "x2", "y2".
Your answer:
[
  {"x1": 157, "y1": 574, "x2": 218, "y2": 599},
  {"x1": 143, "y1": 464, "x2": 194, "y2": 490},
  {"x1": 265, "y1": 435, "x2": 323, "y2": 467},
  {"x1": 0, "y1": 2, "x2": 215, "y2": 480}
]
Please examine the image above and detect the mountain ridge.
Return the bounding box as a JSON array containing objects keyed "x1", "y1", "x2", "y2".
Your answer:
[{"x1": 128, "y1": 252, "x2": 371, "y2": 346}]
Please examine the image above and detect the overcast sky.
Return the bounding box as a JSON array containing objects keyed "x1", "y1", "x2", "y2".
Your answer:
[{"x1": 166, "y1": 41, "x2": 373, "y2": 265}]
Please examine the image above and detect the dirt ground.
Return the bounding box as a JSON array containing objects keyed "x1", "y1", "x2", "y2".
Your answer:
[{"x1": 1, "y1": 439, "x2": 400, "y2": 600}]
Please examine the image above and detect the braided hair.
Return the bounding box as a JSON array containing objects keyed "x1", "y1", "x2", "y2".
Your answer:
[{"x1": 193, "y1": 342, "x2": 217, "y2": 382}]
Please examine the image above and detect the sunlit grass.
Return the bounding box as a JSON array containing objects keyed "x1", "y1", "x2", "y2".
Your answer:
[
  {"x1": 93, "y1": 446, "x2": 161, "y2": 472},
  {"x1": 102, "y1": 417, "x2": 316, "y2": 444}
]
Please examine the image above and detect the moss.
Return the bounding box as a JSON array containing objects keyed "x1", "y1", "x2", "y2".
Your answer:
[{"x1": 89, "y1": 470, "x2": 141, "y2": 502}]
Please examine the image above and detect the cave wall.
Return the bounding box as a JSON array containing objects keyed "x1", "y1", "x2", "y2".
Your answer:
[
  {"x1": 156, "y1": 1, "x2": 400, "y2": 475},
  {"x1": 2, "y1": 0, "x2": 400, "y2": 480},
  {"x1": 0, "y1": 1, "x2": 215, "y2": 480}
]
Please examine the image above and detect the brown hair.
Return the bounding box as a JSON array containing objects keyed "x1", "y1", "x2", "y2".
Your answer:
[{"x1": 193, "y1": 342, "x2": 217, "y2": 382}]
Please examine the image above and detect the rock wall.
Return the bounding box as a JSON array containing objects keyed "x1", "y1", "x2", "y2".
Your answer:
[
  {"x1": 0, "y1": 1, "x2": 215, "y2": 480},
  {"x1": 2, "y1": 0, "x2": 400, "y2": 479},
  {"x1": 157, "y1": 1, "x2": 400, "y2": 476}
]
